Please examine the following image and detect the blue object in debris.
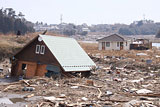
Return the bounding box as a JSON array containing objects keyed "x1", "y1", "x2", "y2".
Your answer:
[
  {"x1": 46, "y1": 65, "x2": 60, "y2": 72},
  {"x1": 22, "y1": 87, "x2": 35, "y2": 91},
  {"x1": 45, "y1": 65, "x2": 60, "y2": 77},
  {"x1": 19, "y1": 76, "x2": 23, "y2": 80},
  {"x1": 146, "y1": 60, "x2": 152, "y2": 64},
  {"x1": 5, "y1": 75, "x2": 10, "y2": 78}
]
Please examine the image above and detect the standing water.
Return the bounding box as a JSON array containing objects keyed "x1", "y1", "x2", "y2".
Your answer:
[{"x1": 152, "y1": 43, "x2": 160, "y2": 48}]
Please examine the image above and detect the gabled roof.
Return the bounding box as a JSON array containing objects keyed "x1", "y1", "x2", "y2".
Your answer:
[
  {"x1": 97, "y1": 34, "x2": 130, "y2": 42},
  {"x1": 39, "y1": 35, "x2": 96, "y2": 72}
]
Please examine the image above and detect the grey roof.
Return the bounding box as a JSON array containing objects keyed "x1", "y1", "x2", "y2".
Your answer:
[
  {"x1": 39, "y1": 35, "x2": 96, "y2": 72},
  {"x1": 97, "y1": 34, "x2": 131, "y2": 42}
]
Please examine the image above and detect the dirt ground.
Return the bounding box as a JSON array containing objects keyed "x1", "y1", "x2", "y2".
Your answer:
[{"x1": 0, "y1": 41, "x2": 160, "y2": 106}]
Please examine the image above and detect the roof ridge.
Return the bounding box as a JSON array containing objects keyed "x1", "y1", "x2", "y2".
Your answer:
[{"x1": 39, "y1": 34, "x2": 74, "y2": 40}]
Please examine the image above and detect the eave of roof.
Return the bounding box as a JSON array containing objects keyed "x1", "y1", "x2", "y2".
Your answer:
[{"x1": 97, "y1": 34, "x2": 130, "y2": 42}]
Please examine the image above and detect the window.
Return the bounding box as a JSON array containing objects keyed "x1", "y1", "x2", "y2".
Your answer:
[
  {"x1": 36, "y1": 45, "x2": 45, "y2": 54},
  {"x1": 40, "y1": 45, "x2": 45, "y2": 54},
  {"x1": 22, "y1": 64, "x2": 27, "y2": 70},
  {"x1": 35, "y1": 45, "x2": 40, "y2": 54},
  {"x1": 117, "y1": 42, "x2": 119, "y2": 47},
  {"x1": 22, "y1": 63, "x2": 27, "y2": 75},
  {"x1": 106, "y1": 42, "x2": 110, "y2": 47}
]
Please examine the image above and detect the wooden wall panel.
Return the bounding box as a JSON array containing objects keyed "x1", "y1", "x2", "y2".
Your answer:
[
  {"x1": 11, "y1": 60, "x2": 19, "y2": 76},
  {"x1": 35, "y1": 64, "x2": 47, "y2": 76},
  {"x1": 25, "y1": 62, "x2": 37, "y2": 78},
  {"x1": 16, "y1": 61, "x2": 37, "y2": 78},
  {"x1": 12, "y1": 60, "x2": 63, "y2": 78},
  {"x1": 15, "y1": 38, "x2": 60, "y2": 65},
  {"x1": 17, "y1": 61, "x2": 23, "y2": 76}
]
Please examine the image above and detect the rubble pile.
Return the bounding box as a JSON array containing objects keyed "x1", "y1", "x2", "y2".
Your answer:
[
  {"x1": 0, "y1": 48, "x2": 160, "y2": 106},
  {"x1": 0, "y1": 67, "x2": 160, "y2": 106}
]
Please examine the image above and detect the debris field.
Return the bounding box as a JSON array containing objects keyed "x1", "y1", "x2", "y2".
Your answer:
[{"x1": 0, "y1": 43, "x2": 160, "y2": 107}]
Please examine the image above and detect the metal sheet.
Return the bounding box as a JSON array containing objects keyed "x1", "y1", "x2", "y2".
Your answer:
[
  {"x1": 46, "y1": 65, "x2": 60, "y2": 72},
  {"x1": 40, "y1": 35, "x2": 96, "y2": 72}
]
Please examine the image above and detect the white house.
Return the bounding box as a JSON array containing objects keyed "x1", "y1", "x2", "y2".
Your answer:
[{"x1": 97, "y1": 34, "x2": 132, "y2": 50}]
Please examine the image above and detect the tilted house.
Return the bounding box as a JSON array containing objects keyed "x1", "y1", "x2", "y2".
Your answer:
[
  {"x1": 97, "y1": 34, "x2": 132, "y2": 50},
  {"x1": 11, "y1": 35, "x2": 96, "y2": 78}
]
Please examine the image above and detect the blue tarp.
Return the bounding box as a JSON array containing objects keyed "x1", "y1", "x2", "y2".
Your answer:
[
  {"x1": 46, "y1": 65, "x2": 60, "y2": 73},
  {"x1": 45, "y1": 65, "x2": 60, "y2": 77}
]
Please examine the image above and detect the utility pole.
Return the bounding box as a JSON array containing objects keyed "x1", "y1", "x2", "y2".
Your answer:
[
  {"x1": 60, "y1": 14, "x2": 63, "y2": 24},
  {"x1": 60, "y1": 14, "x2": 63, "y2": 35},
  {"x1": 143, "y1": 14, "x2": 145, "y2": 20}
]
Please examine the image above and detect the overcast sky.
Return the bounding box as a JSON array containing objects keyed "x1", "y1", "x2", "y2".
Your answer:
[{"x1": 0, "y1": 0, "x2": 159, "y2": 25}]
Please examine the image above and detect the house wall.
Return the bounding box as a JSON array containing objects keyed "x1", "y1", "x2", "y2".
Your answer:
[
  {"x1": 106, "y1": 41, "x2": 120, "y2": 50},
  {"x1": 123, "y1": 40, "x2": 131, "y2": 50},
  {"x1": 16, "y1": 61, "x2": 37, "y2": 78},
  {"x1": 35, "y1": 64, "x2": 47, "y2": 76},
  {"x1": 11, "y1": 37, "x2": 63, "y2": 78},
  {"x1": 14, "y1": 60, "x2": 60, "y2": 78},
  {"x1": 15, "y1": 38, "x2": 59, "y2": 65},
  {"x1": 98, "y1": 42, "x2": 102, "y2": 50},
  {"x1": 98, "y1": 41, "x2": 131, "y2": 50}
]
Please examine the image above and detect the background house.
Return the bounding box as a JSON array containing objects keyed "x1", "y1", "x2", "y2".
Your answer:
[
  {"x1": 130, "y1": 38, "x2": 152, "y2": 50},
  {"x1": 97, "y1": 34, "x2": 132, "y2": 50},
  {"x1": 11, "y1": 35, "x2": 96, "y2": 78}
]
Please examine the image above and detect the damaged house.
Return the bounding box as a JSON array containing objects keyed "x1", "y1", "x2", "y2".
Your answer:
[
  {"x1": 11, "y1": 35, "x2": 96, "y2": 78},
  {"x1": 97, "y1": 34, "x2": 132, "y2": 50},
  {"x1": 130, "y1": 38, "x2": 152, "y2": 50}
]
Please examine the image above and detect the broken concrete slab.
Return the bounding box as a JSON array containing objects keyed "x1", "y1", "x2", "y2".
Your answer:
[{"x1": 136, "y1": 89, "x2": 153, "y2": 94}]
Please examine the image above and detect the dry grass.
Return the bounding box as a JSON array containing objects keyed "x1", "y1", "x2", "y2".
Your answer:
[
  {"x1": 0, "y1": 33, "x2": 38, "y2": 61},
  {"x1": 79, "y1": 42, "x2": 98, "y2": 52},
  {"x1": 0, "y1": 32, "x2": 66, "y2": 61},
  {"x1": 0, "y1": 32, "x2": 62, "y2": 47}
]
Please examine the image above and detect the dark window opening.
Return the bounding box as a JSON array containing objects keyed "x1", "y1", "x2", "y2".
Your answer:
[
  {"x1": 35, "y1": 45, "x2": 40, "y2": 54},
  {"x1": 21, "y1": 63, "x2": 27, "y2": 79},
  {"x1": 22, "y1": 64, "x2": 27, "y2": 70},
  {"x1": 40, "y1": 45, "x2": 45, "y2": 54},
  {"x1": 106, "y1": 42, "x2": 110, "y2": 47}
]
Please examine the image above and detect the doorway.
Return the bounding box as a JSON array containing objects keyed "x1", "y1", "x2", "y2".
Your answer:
[
  {"x1": 102, "y1": 42, "x2": 105, "y2": 50},
  {"x1": 120, "y1": 42, "x2": 123, "y2": 50},
  {"x1": 21, "y1": 63, "x2": 27, "y2": 76}
]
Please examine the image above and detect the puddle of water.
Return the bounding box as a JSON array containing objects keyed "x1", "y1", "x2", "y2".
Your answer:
[
  {"x1": 9, "y1": 98, "x2": 26, "y2": 103},
  {"x1": 0, "y1": 77, "x2": 19, "y2": 85},
  {"x1": 0, "y1": 98, "x2": 13, "y2": 104}
]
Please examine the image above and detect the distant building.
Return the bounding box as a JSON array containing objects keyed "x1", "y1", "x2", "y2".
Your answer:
[
  {"x1": 130, "y1": 38, "x2": 152, "y2": 50},
  {"x1": 97, "y1": 34, "x2": 131, "y2": 50},
  {"x1": 82, "y1": 28, "x2": 90, "y2": 32}
]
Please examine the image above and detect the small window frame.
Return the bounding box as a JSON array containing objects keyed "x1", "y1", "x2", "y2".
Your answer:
[
  {"x1": 40, "y1": 45, "x2": 45, "y2": 54},
  {"x1": 106, "y1": 42, "x2": 110, "y2": 47},
  {"x1": 35, "y1": 45, "x2": 40, "y2": 54}
]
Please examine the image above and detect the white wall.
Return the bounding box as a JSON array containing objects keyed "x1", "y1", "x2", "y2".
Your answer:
[
  {"x1": 98, "y1": 40, "x2": 131, "y2": 50},
  {"x1": 123, "y1": 40, "x2": 131, "y2": 50},
  {"x1": 105, "y1": 41, "x2": 120, "y2": 50},
  {"x1": 98, "y1": 42, "x2": 102, "y2": 50}
]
